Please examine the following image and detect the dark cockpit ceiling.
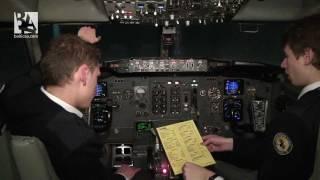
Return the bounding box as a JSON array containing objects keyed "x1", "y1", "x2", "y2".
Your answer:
[{"x1": 0, "y1": 0, "x2": 319, "y2": 22}]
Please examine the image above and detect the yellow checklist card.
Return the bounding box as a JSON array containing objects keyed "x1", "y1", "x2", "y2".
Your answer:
[{"x1": 156, "y1": 120, "x2": 216, "y2": 175}]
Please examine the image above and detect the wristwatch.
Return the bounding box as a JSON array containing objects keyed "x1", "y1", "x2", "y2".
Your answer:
[{"x1": 209, "y1": 174, "x2": 224, "y2": 180}]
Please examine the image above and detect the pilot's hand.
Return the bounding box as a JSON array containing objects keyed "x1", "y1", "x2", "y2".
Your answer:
[
  {"x1": 78, "y1": 26, "x2": 101, "y2": 44},
  {"x1": 202, "y1": 135, "x2": 234, "y2": 152},
  {"x1": 116, "y1": 164, "x2": 141, "y2": 180},
  {"x1": 183, "y1": 162, "x2": 215, "y2": 180}
]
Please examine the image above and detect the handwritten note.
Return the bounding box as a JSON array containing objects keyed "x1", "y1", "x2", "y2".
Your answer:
[{"x1": 156, "y1": 120, "x2": 215, "y2": 175}]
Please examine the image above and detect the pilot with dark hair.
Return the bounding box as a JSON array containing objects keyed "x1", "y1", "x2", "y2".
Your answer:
[
  {"x1": 2, "y1": 27, "x2": 141, "y2": 180},
  {"x1": 183, "y1": 14, "x2": 320, "y2": 180}
]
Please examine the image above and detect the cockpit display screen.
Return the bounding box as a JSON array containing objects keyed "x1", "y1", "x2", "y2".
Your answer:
[
  {"x1": 224, "y1": 79, "x2": 243, "y2": 95},
  {"x1": 136, "y1": 121, "x2": 152, "y2": 133},
  {"x1": 95, "y1": 82, "x2": 107, "y2": 97}
]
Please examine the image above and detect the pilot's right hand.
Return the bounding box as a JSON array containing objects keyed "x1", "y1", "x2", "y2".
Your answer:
[
  {"x1": 183, "y1": 162, "x2": 215, "y2": 180},
  {"x1": 116, "y1": 164, "x2": 141, "y2": 180},
  {"x1": 202, "y1": 135, "x2": 234, "y2": 152},
  {"x1": 78, "y1": 26, "x2": 101, "y2": 44}
]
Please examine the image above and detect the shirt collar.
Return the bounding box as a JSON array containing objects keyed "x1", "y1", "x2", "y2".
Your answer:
[
  {"x1": 298, "y1": 81, "x2": 320, "y2": 100},
  {"x1": 40, "y1": 86, "x2": 83, "y2": 118}
]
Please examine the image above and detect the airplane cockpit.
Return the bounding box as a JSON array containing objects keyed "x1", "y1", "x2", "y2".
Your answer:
[{"x1": 1, "y1": 0, "x2": 320, "y2": 180}]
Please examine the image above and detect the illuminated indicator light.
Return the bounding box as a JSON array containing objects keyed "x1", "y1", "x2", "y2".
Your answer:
[
  {"x1": 162, "y1": 168, "x2": 168, "y2": 174},
  {"x1": 185, "y1": 20, "x2": 190, "y2": 26},
  {"x1": 217, "y1": 0, "x2": 222, "y2": 7},
  {"x1": 170, "y1": 14, "x2": 174, "y2": 20},
  {"x1": 165, "y1": 20, "x2": 169, "y2": 27}
]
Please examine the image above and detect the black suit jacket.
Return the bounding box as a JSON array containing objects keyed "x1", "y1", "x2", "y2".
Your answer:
[
  {"x1": 5, "y1": 86, "x2": 125, "y2": 180},
  {"x1": 233, "y1": 88, "x2": 320, "y2": 180}
]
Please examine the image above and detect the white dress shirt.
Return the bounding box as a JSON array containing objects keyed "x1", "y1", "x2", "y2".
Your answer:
[
  {"x1": 298, "y1": 81, "x2": 320, "y2": 100},
  {"x1": 41, "y1": 86, "x2": 83, "y2": 118}
]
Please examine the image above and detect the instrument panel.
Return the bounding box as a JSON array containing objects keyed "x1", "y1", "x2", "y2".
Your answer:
[
  {"x1": 87, "y1": 58, "x2": 284, "y2": 179},
  {"x1": 94, "y1": 75, "x2": 272, "y2": 137}
]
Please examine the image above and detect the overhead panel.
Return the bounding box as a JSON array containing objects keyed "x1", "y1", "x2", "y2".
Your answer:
[{"x1": 102, "y1": 0, "x2": 250, "y2": 26}]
